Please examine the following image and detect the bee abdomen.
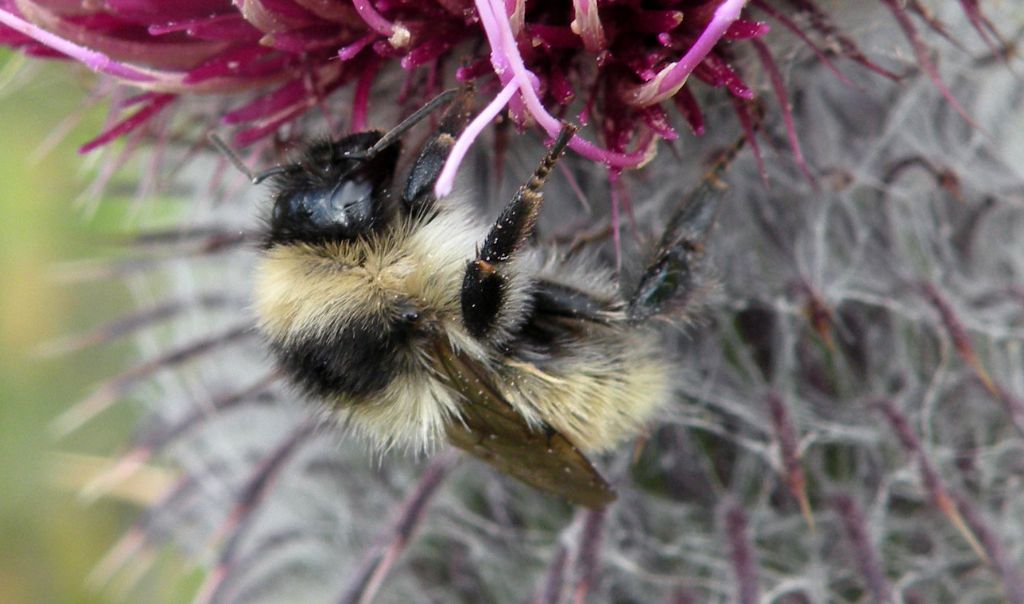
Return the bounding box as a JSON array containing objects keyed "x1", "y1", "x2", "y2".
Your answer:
[{"x1": 270, "y1": 321, "x2": 406, "y2": 400}]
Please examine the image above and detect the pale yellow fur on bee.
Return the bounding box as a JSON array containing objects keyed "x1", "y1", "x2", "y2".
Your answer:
[{"x1": 254, "y1": 200, "x2": 672, "y2": 453}]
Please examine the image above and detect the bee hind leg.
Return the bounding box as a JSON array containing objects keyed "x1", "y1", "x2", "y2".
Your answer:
[
  {"x1": 461, "y1": 124, "x2": 577, "y2": 338},
  {"x1": 627, "y1": 139, "x2": 747, "y2": 323}
]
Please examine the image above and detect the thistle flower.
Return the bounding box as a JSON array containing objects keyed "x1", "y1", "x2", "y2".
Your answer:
[
  {"x1": 1, "y1": 1, "x2": 990, "y2": 184},
  {"x1": 4, "y1": 1, "x2": 1024, "y2": 603}
]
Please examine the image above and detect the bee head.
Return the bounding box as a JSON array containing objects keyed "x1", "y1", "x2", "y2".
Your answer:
[{"x1": 265, "y1": 131, "x2": 400, "y2": 246}]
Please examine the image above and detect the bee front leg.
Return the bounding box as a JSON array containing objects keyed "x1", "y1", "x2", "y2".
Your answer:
[
  {"x1": 401, "y1": 87, "x2": 475, "y2": 215},
  {"x1": 461, "y1": 124, "x2": 577, "y2": 338},
  {"x1": 627, "y1": 141, "x2": 746, "y2": 322}
]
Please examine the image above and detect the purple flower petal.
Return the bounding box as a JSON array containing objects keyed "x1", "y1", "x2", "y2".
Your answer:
[
  {"x1": 79, "y1": 92, "x2": 175, "y2": 153},
  {"x1": 624, "y1": 0, "x2": 747, "y2": 107},
  {"x1": 148, "y1": 13, "x2": 262, "y2": 43},
  {"x1": 724, "y1": 18, "x2": 770, "y2": 40},
  {"x1": 183, "y1": 45, "x2": 287, "y2": 84}
]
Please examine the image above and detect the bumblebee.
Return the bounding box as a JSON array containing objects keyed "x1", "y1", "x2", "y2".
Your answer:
[{"x1": 233, "y1": 89, "x2": 730, "y2": 508}]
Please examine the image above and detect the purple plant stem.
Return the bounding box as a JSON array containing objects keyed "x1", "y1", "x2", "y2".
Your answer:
[
  {"x1": 783, "y1": 0, "x2": 902, "y2": 81},
  {"x1": 337, "y1": 451, "x2": 458, "y2": 604},
  {"x1": 51, "y1": 324, "x2": 253, "y2": 436},
  {"x1": 750, "y1": 0, "x2": 857, "y2": 88},
  {"x1": 36, "y1": 294, "x2": 233, "y2": 356},
  {"x1": 731, "y1": 97, "x2": 766, "y2": 183},
  {"x1": 874, "y1": 398, "x2": 988, "y2": 560},
  {"x1": 764, "y1": 391, "x2": 814, "y2": 530},
  {"x1": 80, "y1": 372, "x2": 280, "y2": 501},
  {"x1": 557, "y1": 161, "x2": 592, "y2": 214},
  {"x1": 210, "y1": 529, "x2": 317, "y2": 604},
  {"x1": 722, "y1": 501, "x2": 760, "y2": 604},
  {"x1": 959, "y1": 0, "x2": 1005, "y2": 58},
  {"x1": 193, "y1": 418, "x2": 319, "y2": 604},
  {"x1": 571, "y1": 507, "x2": 606, "y2": 604},
  {"x1": 89, "y1": 475, "x2": 197, "y2": 588},
  {"x1": 921, "y1": 282, "x2": 1024, "y2": 436},
  {"x1": 831, "y1": 494, "x2": 894, "y2": 604},
  {"x1": 905, "y1": 0, "x2": 965, "y2": 50},
  {"x1": 879, "y1": 0, "x2": 976, "y2": 127},
  {"x1": 952, "y1": 492, "x2": 1024, "y2": 604},
  {"x1": 535, "y1": 545, "x2": 569, "y2": 604},
  {"x1": 666, "y1": 587, "x2": 700, "y2": 604},
  {"x1": 750, "y1": 38, "x2": 814, "y2": 185}
]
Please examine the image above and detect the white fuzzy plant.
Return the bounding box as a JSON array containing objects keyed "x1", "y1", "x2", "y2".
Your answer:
[{"x1": 33, "y1": 2, "x2": 1024, "y2": 603}]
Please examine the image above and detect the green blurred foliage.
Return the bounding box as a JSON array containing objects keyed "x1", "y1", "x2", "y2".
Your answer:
[{"x1": 0, "y1": 50, "x2": 141, "y2": 604}]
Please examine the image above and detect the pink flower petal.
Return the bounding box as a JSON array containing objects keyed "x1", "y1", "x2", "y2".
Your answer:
[
  {"x1": 671, "y1": 86, "x2": 705, "y2": 136},
  {"x1": 222, "y1": 77, "x2": 311, "y2": 125},
  {"x1": 103, "y1": 0, "x2": 233, "y2": 25},
  {"x1": 351, "y1": 0, "x2": 409, "y2": 47},
  {"x1": 639, "y1": 105, "x2": 678, "y2": 141},
  {"x1": 148, "y1": 13, "x2": 261, "y2": 43},
  {"x1": 338, "y1": 31, "x2": 377, "y2": 61},
  {"x1": 184, "y1": 45, "x2": 289, "y2": 84},
  {"x1": 400, "y1": 34, "x2": 458, "y2": 69},
  {"x1": 475, "y1": 0, "x2": 653, "y2": 168},
  {"x1": 434, "y1": 78, "x2": 518, "y2": 198},
  {"x1": 236, "y1": 0, "x2": 319, "y2": 34},
  {"x1": 624, "y1": 0, "x2": 748, "y2": 107},
  {"x1": 0, "y1": 6, "x2": 154, "y2": 81},
  {"x1": 695, "y1": 54, "x2": 754, "y2": 99},
  {"x1": 262, "y1": 23, "x2": 346, "y2": 53},
  {"x1": 626, "y1": 9, "x2": 684, "y2": 35},
  {"x1": 570, "y1": 0, "x2": 605, "y2": 53},
  {"x1": 524, "y1": 23, "x2": 582, "y2": 50},
  {"x1": 350, "y1": 55, "x2": 379, "y2": 132},
  {"x1": 15, "y1": 0, "x2": 229, "y2": 71}
]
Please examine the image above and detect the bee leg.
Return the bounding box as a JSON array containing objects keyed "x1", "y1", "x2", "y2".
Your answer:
[
  {"x1": 461, "y1": 124, "x2": 577, "y2": 338},
  {"x1": 401, "y1": 87, "x2": 475, "y2": 216},
  {"x1": 627, "y1": 140, "x2": 746, "y2": 322}
]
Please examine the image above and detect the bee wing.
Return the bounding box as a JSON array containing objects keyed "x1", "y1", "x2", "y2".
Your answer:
[{"x1": 433, "y1": 342, "x2": 616, "y2": 509}]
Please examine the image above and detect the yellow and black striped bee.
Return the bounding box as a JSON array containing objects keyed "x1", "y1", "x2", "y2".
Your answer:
[{"x1": 218, "y1": 89, "x2": 729, "y2": 508}]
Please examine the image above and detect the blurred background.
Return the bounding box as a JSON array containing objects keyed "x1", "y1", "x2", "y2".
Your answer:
[
  {"x1": 0, "y1": 48, "x2": 142, "y2": 604},
  {"x1": 1, "y1": 5, "x2": 1021, "y2": 600}
]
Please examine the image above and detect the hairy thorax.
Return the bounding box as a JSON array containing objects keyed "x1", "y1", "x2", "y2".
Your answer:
[
  {"x1": 253, "y1": 208, "x2": 487, "y2": 449},
  {"x1": 254, "y1": 204, "x2": 673, "y2": 454}
]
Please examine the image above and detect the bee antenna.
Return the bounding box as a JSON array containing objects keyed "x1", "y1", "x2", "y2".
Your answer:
[
  {"x1": 207, "y1": 133, "x2": 289, "y2": 185},
  {"x1": 344, "y1": 87, "x2": 462, "y2": 161},
  {"x1": 524, "y1": 123, "x2": 578, "y2": 194}
]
